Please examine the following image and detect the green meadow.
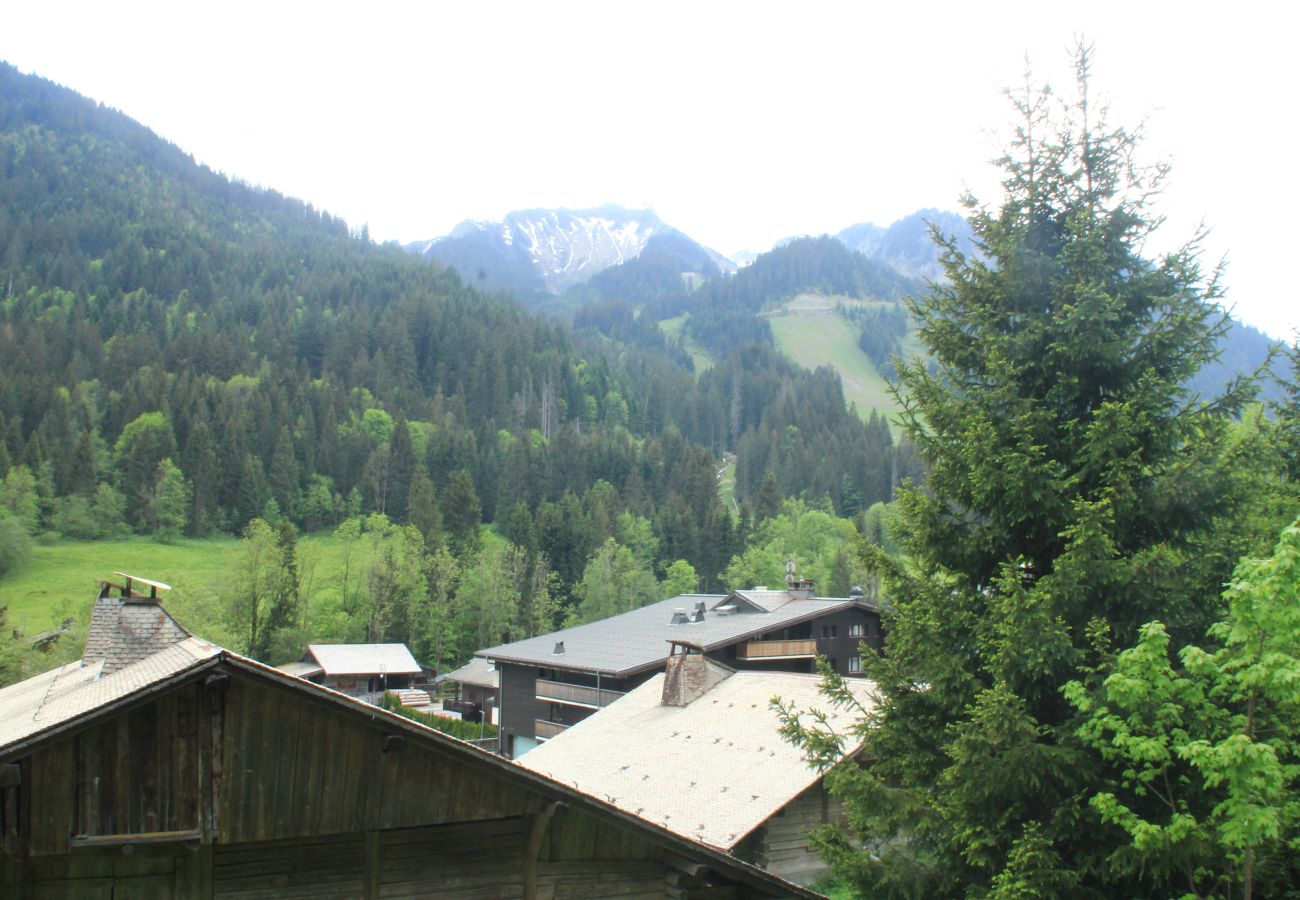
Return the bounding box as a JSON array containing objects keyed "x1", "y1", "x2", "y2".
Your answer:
[
  {"x1": 0, "y1": 531, "x2": 354, "y2": 638},
  {"x1": 657, "y1": 313, "x2": 715, "y2": 374},
  {"x1": 767, "y1": 303, "x2": 901, "y2": 420}
]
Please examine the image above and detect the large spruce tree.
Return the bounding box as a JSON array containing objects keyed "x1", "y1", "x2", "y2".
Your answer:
[{"x1": 788, "y1": 48, "x2": 1262, "y2": 897}]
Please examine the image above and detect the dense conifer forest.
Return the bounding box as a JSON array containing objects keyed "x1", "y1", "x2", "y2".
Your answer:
[
  {"x1": 1, "y1": 41, "x2": 1297, "y2": 898},
  {"x1": 0, "y1": 63, "x2": 905, "y2": 670}
]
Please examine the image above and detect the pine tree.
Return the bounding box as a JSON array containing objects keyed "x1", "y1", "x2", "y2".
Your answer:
[
  {"x1": 780, "y1": 46, "x2": 1260, "y2": 897},
  {"x1": 441, "y1": 469, "x2": 481, "y2": 559},
  {"x1": 406, "y1": 467, "x2": 442, "y2": 548}
]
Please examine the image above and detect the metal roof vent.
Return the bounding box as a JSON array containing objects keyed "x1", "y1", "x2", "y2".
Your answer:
[
  {"x1": 553, "y1": 641, "x2": 565, "y2": 655},
  {"x1": 690, "y1": 601, "x2": 706, "y2": 623},
  {"x1": 671, "y1": 609, "x2": 688, "y2": 625},
  {"x1": 715, "y1": 604, "x2": 738, "y2": 616}
]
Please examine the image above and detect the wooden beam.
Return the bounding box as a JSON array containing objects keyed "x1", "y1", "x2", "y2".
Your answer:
[
  {"x1": 522, "y1": 800, "x2": 565, "y2": 900},
  {"x1": 68, "y1": 828, "x2": 201, "y2": 848},
  {"x1": 363, "y1": 830, "x2": 380, "y2": 900}
]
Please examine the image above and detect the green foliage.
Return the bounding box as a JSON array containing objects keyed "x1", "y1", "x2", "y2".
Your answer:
[
  {"x1": 570, "y1": 538, "x2": 659, "y2": 625},
  {"x1": 378, "y1": 692, "x2": 499, "y2": 743},
  {"x1": 442, "y1": 470, "x2": 481, "y2": 559},
  {"x1": 0, "y1": 511, "x2": 31, "y2": 576},
  {"x1": 722, "y1": 500, "x2": 871, "y2": 593},
  {"x1": 147, "y1": 458, "x2": 190, "y2": 543},
  {"x1": 0, "y1": 465, "x2": 40, "y2": 534},
  {"x1": 660, "y1": 558, "x2": 698, "y2": 598},
  {"x1": 113, "y1": 412, "x2": 175, "y2": 527},
  {"x1": 783, "y1": 47, "x2": 1273, "y2": 897},
  {"x1": 1066, "y1": 518, "x2": 1300, "y2": 897}
]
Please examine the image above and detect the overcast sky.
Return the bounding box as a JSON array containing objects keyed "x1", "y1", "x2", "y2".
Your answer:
[{"x1": 3, "y1": 2, "x2": 1295, "y2": 338}]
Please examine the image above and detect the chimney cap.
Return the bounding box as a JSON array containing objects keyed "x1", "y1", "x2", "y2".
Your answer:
[{"x1": 104, "y1": 571, "x2": 172, "y2": 602}]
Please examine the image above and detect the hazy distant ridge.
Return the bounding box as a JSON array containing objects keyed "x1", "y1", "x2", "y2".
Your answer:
[{"x1": 408, "y1": 205, "x2": 734, "y2": 295}]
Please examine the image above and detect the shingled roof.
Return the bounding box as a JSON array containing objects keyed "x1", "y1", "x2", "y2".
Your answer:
[
  {"x1": 0, "y1": 636, "x2": 222, "y2": 754},
  {"x1": 517, "y1": 666, "x2": 876, "y2": 852},
  {"x1": 305, "y1": 643, "x2": 422, "y2": 677},
  {"x1": 82, "y1": 582, "x2": 192, "y2": 674}
]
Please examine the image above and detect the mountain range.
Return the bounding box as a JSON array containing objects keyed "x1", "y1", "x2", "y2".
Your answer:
[
  {"x1": 406, "y1": 204, "x2": 973, "y2": 298},
  {"x1": 405, "y1": 206, "x2": 734, "y2": 298}
]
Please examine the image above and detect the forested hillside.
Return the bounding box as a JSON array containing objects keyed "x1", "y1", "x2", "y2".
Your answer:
[{"x1": 0, "y1": 65, "x2": 906, "y2": 672}]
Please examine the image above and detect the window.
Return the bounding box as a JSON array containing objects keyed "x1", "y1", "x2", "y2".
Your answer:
[
  {"x1": 848, "y1": 656, "x2": 862, "y2": 673},
  {"x1": 849, "y1": 623, "x2": 864, "y2": 637}
]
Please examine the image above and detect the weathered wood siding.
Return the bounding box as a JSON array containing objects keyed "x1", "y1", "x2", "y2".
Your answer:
[
  {"x1": 213, "y1": 832, "x2": 364, "y2": 899},
  {"x1": 216, "y1": 675, "x2": 540, "y2": 843},
  {"x1": 75, "y1": 683, "x2": 203, "y2": 839},
  {"x1": 380, "y1": 818, "x2": 526, "y2": 898},
  {"x1": 733, "y1": 782, "x2": 839, "y2": 887},
  {"x1": 1, "y1": 668, "x2": 786, "y2": 899},
  {"x1": 540, "y1": 807, "x2": 737, "y2": 899}
]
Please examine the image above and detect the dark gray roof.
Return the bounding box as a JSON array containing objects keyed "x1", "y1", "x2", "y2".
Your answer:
[
  {"x1": 477, "y1": 591, "x2": 866, "y2": 677},
  {"x1": 443, "y1": 657, "x2": 499, "y2": 688}
]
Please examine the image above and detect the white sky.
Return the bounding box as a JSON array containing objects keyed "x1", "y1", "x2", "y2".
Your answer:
[{"x1": 3, "y1": 1, "x2": 1296, "y2": 338}]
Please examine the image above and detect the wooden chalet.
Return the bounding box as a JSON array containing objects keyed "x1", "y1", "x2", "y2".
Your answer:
[
  {"x1": 280, "y1": 643, "x2": 425, "y2": 704},
  {"x1": 0, "y1": 575, "x2": 817, "y2": 898},
  {"x1": 519, "y1": 643, "x2": 875, "y2": 887}
]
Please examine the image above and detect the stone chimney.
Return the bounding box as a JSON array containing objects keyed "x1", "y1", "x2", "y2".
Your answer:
[
  {"x1": 660, "y1": 641, "x2": 732, "y2": 707},
  {"x1": 84, "y1": 573, "x2": 190, "y2": 675}
]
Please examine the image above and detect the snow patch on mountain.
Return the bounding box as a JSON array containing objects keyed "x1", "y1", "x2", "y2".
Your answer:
[{"x1": 414, "y1": 206, "x2": 669, "y2": 293}]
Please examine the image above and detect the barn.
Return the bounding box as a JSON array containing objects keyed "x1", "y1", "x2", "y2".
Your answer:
[{"x1": 0, "y1": 576, "x2": 816, "y2": 898}]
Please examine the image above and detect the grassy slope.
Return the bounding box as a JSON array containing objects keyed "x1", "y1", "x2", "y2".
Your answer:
[
  {"x1": 767, "y1": 296, "x2": 902, "y2": 419},
  {"x1": 657, "y1": 314, "x2": 714, "y2": 374},
  {"x1": 1, "y1": 536, "x2": 238, "y2": 634},
  {"x1": 0, "y1": 532, "x2": 356, "y2": 637}
]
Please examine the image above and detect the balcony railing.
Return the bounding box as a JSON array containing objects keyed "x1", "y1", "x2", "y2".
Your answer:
[
  {"x1": 535, "y1": 678, "x2": 625, "y2": 709},
  {"x1": 534, "y1": 719, "x2": 570, "y2": 740},
  {"x1": 737, "y1": 638, "x2": 817, "y2": 660}
]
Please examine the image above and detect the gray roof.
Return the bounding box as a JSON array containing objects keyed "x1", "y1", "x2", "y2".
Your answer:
[
  {"x1": 729, "y1": 589, "x2": 802, "y2": 612},
  {"x1": 443, "y1": 657, "x2": 498, "y2": 689},
  {"x1": 277, "y1": 660, "x2": 325, "y2": 679},
  {"x1": 517, "y1": 667, "x2": 876, "y2": 850},
  {"x1": 0, "y1": 637, "x2": 222, "y2": 753},
  {"x1": 306, "y1": 643, "x2": 422, "y2": 677},
  {"x1": 477, "y1": 591, "x2": 865, "y2": 677}
]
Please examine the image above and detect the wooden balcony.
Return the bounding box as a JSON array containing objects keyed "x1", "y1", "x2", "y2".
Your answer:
[
  {"x1": 737, "y1": 638, "x2": 817, "y2": 660},
  {"x1": 535, "y1": 678, "x2": 625, "y2": 710},
  {"x1": 534, "y1": 719, "x2": 569, "y2": 741}
]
